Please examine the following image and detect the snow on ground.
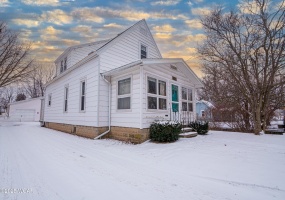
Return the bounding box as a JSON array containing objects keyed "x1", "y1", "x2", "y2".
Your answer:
[{"x1": 0, "y1": 122, "x2": 285, "y2": 200}]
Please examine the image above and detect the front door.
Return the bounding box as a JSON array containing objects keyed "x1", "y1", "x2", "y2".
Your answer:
[{"x1": 171, "y1": 84, "x2": 179, "y2": 112}]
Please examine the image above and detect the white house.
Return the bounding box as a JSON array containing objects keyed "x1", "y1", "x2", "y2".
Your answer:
[
  {"x1": 9, "y1": 97, "x2": 42, "y2": 122},
  {"x1": 42, "y1": 19, "x2": 203, "y2": 143}
]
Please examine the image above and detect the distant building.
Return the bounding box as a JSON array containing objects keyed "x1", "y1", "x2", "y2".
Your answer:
[{"x1": 196, "y1": 100, "x2": 215, "y2": 120}]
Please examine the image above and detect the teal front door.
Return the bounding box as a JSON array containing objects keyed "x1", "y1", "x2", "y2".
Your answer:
[{"x1": 172, "y1": 84, "x2": 179, "y2": 112}]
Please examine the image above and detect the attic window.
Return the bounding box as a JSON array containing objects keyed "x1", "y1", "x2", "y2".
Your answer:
[
  {"x1": 64, "y1": 57, "x2": 67, "y2": 71},
  {"x1": 141, "y1": 44, "x2": 147, "y2": 59},
  {"x1": 170, "y1": 65, "x2": 177, "y2": 70}
]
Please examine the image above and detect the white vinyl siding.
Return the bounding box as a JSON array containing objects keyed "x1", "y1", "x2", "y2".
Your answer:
[
  {"x1": 44, "y1": 58, "x2": 99, "y2": 126},
  {"x1": 99, "y1": 21, "x2": 161, "y2": 73}
]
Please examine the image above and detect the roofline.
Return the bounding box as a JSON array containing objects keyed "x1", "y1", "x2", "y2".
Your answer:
[
  {"x1": 46, "y1": 53, "x2": 99, "y2": 87},
  {"x1": 8, "y1": 97, "x2": 43, "y2": 106},
  {"x1": 55, "y1": 39, "x2": 110, "y2": 63}
]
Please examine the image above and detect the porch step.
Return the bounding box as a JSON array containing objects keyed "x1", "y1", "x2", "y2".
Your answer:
[
  {"x1": 182, "y1": 127, "x2": 193, "y2": 133},
  {"x1": 179, "y1": 132, "x2": 198, "y2": 138}
]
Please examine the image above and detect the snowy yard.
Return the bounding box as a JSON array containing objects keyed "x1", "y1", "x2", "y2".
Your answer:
[{"x1": 0, "y1": 122, "x2": 285, "y2": 200}]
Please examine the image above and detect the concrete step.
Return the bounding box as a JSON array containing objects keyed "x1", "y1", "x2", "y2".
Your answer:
[
  {"x1": 179, "y1": 132, "x2": 198, "y2": 138},
  {"x1": 181, "y1": 127, "x2": 193, "y2": 133}
]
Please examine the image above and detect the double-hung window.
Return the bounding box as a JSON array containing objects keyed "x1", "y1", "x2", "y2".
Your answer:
[
  {"x1": 48, "y1": 94, "x2": 52, "y2": 106},
  {"x1": 80, "y1": 80, "x2": 86, "y2": 111},
  {"x1": 64, "y1": 86, "x2": 68, "y2": 112},
  {"x1": 118, "y1": 78, "x2": 131, "y2": 109},
  {"x1": 141, "y1": 45, "x2": 147, "y2": 59},
  {"x1": 182, "y1": 87, "x2": 193, "y2": 112},
  {"x1": 147, "y1": 76, "x2": 167, "y2": 110}
]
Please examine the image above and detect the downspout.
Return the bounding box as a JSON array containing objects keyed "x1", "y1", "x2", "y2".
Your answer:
[{"x1": 94, "y1": 74, "x2": 111, "y2": 139}]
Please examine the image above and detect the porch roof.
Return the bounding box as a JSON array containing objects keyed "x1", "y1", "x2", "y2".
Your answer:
[{"x1": 101, "y1": 58, "x2": 203, "y2": 88}]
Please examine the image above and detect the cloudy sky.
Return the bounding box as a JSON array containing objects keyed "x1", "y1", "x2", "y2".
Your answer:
[{"x1": 0, "y1": 0, "x2": 240, "y2": 76}]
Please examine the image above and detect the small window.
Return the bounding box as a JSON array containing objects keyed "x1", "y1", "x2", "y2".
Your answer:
[
  {"x1": 141, "y1": 44, "x2": 147, "y2": 59},
  {"x1": 64, "y1": 57, "x2": 67, "y2": 71},
  {"x1": 80, "y1": 81, "x2": 86, "y2": 111},
  {"x1": 60, "y1": 61, "x2": 63, "y2": 73},
  {"x1": 147, "y1": 76, "x2": 167, "y2": 110},
  {"x1": 48, "y1": 94, "x2": 52, "y2": 106},
  {"x1": 118, "y1": 78, "x2": 131, "y2": 109},
  {"x1": 64, "y1": 86, "x2": 68, "y2": 112}
]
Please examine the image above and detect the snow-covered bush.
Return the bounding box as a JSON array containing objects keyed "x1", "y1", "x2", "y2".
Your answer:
[
  {"x1": 189, "y1": 121, "x2": 209, "y2": 135},
  {"x1": 149, "y1": 121, "x2": 182, "y2": 143}
]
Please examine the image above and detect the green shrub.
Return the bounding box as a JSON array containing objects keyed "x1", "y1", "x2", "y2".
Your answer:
[
  {"x1": 149, "y1": 121, "x2": 182, "y2": 142},
  {"x1": 189, "y1": 121, "x2": 209, "y2": 135}
]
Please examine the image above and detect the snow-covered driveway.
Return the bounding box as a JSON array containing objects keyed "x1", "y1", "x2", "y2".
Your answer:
[{"x1": 0, "y1": 122, "x2": 285, "y2": 200}]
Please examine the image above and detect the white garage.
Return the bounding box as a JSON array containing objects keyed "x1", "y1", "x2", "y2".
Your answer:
[{"x1": 8, "y1": 97, "x2": 43, "y2": 122}]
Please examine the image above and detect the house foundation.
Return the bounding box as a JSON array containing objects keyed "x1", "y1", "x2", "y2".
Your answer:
[{"x1": 44, "y1": 122, "x2": 149, "y2": 144}]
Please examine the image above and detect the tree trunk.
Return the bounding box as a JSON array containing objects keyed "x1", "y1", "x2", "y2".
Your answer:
[{"x1": 253, "y1": 107, "x2": 262, "y2": 135}]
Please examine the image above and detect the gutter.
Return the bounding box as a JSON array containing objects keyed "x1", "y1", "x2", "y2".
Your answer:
[{"x1": 94, "y1": 74, "x2": 111, "y2": 139}]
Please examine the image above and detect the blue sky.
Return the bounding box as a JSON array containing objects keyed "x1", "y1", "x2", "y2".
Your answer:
[{"x1": 0, "y1": 0, "x2": 240, "y2": 75}]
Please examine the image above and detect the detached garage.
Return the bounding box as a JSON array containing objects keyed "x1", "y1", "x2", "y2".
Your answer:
[{"x1": 8, "y1": 97, "x2": 43, "y2": 122}]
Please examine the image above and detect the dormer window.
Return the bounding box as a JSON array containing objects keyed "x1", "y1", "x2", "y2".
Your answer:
[
  {"x1": 60, "y1": 61, "x2": 63, "y2": 73},
  {"x1": 141, "y1": 44, "x2": 147, "y2": 59},
  {"x1": 64, "y1": 57, "x2": 67, "y2": 71}
]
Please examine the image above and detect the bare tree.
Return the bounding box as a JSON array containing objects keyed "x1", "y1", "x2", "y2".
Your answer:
[
  {"x1": 199, "y1": 0, "x2": 285, "y2": 134},
  {"x1": 0, "y1": 86, "x2": 15, "y2": 116},
  {"x1": 0, "y1": 21, "x2": 33, "y2": 88},
  {"x1": 24, "y1": 62, "x2": 55, "y2": 98}
]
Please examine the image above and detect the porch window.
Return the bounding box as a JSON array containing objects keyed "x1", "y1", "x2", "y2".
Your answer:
[
  {"x1": 147, "y1": 77, "x2": 167, "y2": 110},
  {"x1": 80, "y1": 80, "x2": 86, "y2": 111},
  {"x1": 64, "y1": 86, "x2": 68, "y2": 112},
  {"x1": 141, "y1": 45, "x2": 147, "y2": 59},
  {"x1": 182, "y1": 87, "x2": 193, "y2": 112},
  {"x1": 118, "y1": 78, "x2": 131, "y2": 109}
]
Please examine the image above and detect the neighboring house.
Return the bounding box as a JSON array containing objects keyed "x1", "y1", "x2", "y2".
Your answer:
[
  {"x1": 8, "y1": 97, "x2": 43, "y2": 122},
  {"x1": 42, "y1": 19, "x2": 203, "y2": 143},
  {"x1": 196, "y1": 100, "x2": 215, "y2": 120}
]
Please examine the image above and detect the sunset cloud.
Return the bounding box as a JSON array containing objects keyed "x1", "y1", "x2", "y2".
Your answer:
[
  {"x1": 21, "y1": 0, "x2": 60, "y2": 6},
  {"x1": 103, "y1": 23, "x2": 123, "y2": 28},
  {"x1": 154, "y1": 33, "x2": 172, "y2": 40},
  {"x1": 151, "y1": 0, "x2": 181, "y2": 6},
  {"x1": 185, "y1": 19, "x2": 203, "y2": 29},
  {"x1": 12, "y1": 19, "x2": 40, "y2": 27},
  {"x1": 191, "y1": 7, "x2": 211, "y2": 16},
  {"x1": 0, "y1": 0, "x2": 9, "y2": 7},
  {"x1": 41, "y1": 9, "x2": 73, "y2": 25},
  {"x1": 153, "y1": 24, "x2": 176, "y2": 32}
]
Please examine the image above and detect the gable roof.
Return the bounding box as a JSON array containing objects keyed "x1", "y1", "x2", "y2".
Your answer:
[
  {"x1": 55, "y1": 39, "x2": 110, "y2": 63},
  {"x1": 96, "y1": 19, "x2": 162, "y2": 57},
  {"x1": 197, "y1": 100, "x2": 215, "y2": 108}
]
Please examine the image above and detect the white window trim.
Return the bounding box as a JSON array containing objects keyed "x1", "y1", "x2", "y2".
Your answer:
[
  {"x1": 182, "y1": 86, "x2": 193, "y2": 112},
  {"x1": 79, "y1": 79, "x2": 86, "y2": 112},
  {"x1": 48, "y1": 94, "x2": 52, "y2": 107},
  {"x1": 63, "y1": 85, "x2": 69, "y2": 113},
  {"x1": 117, "y1": 76, "x2": 132, "y2": 111},
  {"x1": 140, "y1": 43, "x2": 148, "y2": 59},
  {"x1": 146, "y1": 74, "x2": 168, "y2": 112}
]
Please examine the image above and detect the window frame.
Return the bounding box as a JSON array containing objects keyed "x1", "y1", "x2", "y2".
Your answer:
[
  {"x1": 181, "y1": 86, "x2": 193, "y2": 112},
  {"x1": 63, "y1": 85, "x2": 69, "y2": 113},
  {"x1": 117, "y1": 76, "x2": 132, "y2": 111},
  {"x1": 146, "y1": 75, "x2": 168, "y2": 111},
  {"x1": 79, "y1": 79, "x2": 86, "y2": 112},
  {"x1": 140, "y1": 44, "x2": 147, "y2": 59},
  {"x1": 48, "y1": 94, "x2": 52, "y2": 107}
]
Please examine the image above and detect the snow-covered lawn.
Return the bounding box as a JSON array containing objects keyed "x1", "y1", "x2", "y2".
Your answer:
[{"x1": 1, "y1": 122, "x2": 285, "y2": 200}]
